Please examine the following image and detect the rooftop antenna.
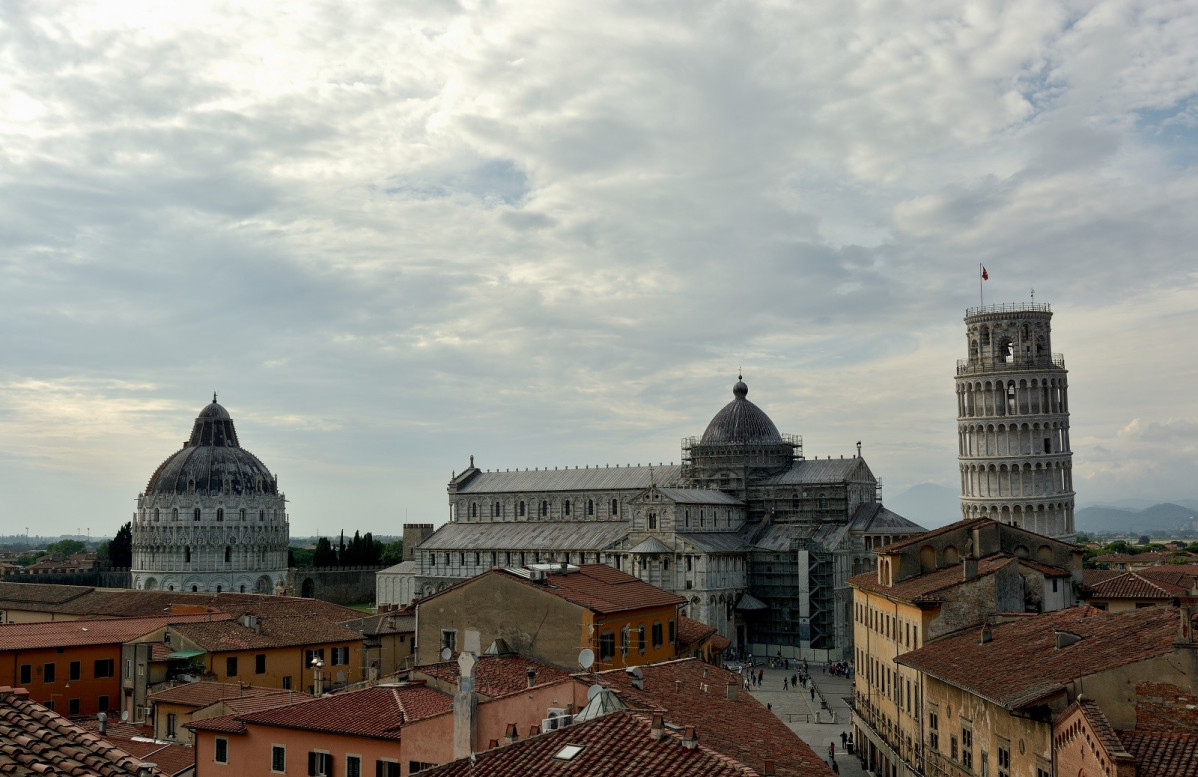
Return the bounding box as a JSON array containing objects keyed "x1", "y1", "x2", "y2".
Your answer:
[{"x1": 1030, "y1": 287, "x2": 1035, "y2": 302}]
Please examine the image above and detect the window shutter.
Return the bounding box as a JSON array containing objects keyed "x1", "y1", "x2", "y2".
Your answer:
[
  {"x1": 309, "y1": 752, "x2": 317, "y2": 775},
  {"x1": 375, "y1": 762, "x2": 385, "y2": 777}
]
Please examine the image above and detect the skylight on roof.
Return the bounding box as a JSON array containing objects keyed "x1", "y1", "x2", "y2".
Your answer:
[{"x1": 552, "y1": 745, "x2": 584, "y2": 762}]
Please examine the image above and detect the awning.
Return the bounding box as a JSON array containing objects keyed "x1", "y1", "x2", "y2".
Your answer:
[{"x1": 164, "y1": 650, "x2": 205, "y2": 659}]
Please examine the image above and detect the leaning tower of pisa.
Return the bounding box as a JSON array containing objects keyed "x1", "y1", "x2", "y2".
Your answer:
[{"x1": 955, "y1": 303, "x2": 1074, "y2": 538}]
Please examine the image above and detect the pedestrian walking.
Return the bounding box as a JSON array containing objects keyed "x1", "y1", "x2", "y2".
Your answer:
[
  {"x1": 791, "y1": 673, "x2": 798, "y2": 688},
  {"x1": 829, "y1": 742, "x2": 835, "y2": 758},
  {"x1": 783, "y1": 678, "x2": 788, "y2": 690},
  {"x1": 840, "y1": 731, "x2": 848, "y2": 748},
  {"x1": 810, "y1": 686, "x2": 816, "y2": 701},
  {"x1": 832, "y1": 760, "x2": 840, "y2": 774}
]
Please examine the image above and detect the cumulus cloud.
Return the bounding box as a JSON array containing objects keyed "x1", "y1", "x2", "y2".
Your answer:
[{"x1": 1, "y1": 0, "x2": 1196, "y2": 533}]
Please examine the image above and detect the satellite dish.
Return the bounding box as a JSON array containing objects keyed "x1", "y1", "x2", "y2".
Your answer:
[
  {"x1": 440, "y1": 647, "x2": 453, "y2": 661},
  {"x1": 120, "y1": 710, "x2": 129, "y2": 721},
  {"x1": 586, "y1": 684, "x2": 604, "y2": 701},
  {"x1": 578, "y1": 648, "x2": 595, "y2": 671}
]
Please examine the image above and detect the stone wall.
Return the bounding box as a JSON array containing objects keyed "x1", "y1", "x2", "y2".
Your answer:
[
  {"x1": 287, "y1": 566, "x2": 382, "y2": 606},
  {"x1": 1135, "y1": 681, "x2": 1198, "y2": 733},
  {"x1": 0, "y1": 569, "x2": 131, "y2": 588}
]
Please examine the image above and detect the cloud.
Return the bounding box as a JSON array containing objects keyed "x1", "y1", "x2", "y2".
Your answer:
[{"x1": 1, "y1": 1, "x2": 1196, "y2": 533}]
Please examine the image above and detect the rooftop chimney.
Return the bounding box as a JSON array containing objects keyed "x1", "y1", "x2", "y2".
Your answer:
[
  {"x1": 97, "y1": 712, "x2": 107, "y2": 734},
  {"x1": 727, "y1": 679, "x2": 739, "y2": 701},
  {"x1": 764, "y1": 758, "x2": 776, "y2": 776},
  {"x1": 650, "y1": 713, "x2": 664, "y2": 740},
  {"x1": 681, "y1": 725, "x2": 697, "y2": 750},
  {"x1": 487, "y1": 739, "x2": 499, "y2": 749},
  {"x1": 963, "y1": 557, "x2": 978, "y2": 581},
  {"x1": 453, "y1": 653, "x2": 478, "y2": 761},
  {"x1": 527, "y1": 667, "x2": 537, "y2": 688},
  {"x1": 979, "y1": 623, "x2": 992, "y2": 644},
  {"x1": 504, "y1": 723, "x2": 518, "y2": 745}
]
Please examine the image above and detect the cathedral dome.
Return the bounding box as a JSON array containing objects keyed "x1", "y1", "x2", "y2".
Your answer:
[
  {"x1": 145, "y1": 397, "x2": 277, "y2": 496},
  {"x1": 699, "y1": 377, "x2": 783, "y2": 445}
]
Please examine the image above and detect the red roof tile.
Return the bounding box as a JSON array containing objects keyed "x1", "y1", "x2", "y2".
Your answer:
[
  {"x1": 169, "y1": 614, "x2": 360, "y2": 651},
  {"x1": 897, "y1": 606, "x2": 1180, "y2": 709},
  {"x1": 0, "y1": 686, "x2": 155, "y2": 776},
  {"x1": 0, "y1": 582, "x2": 361, "y2": 621},
  {"x1": 848, "y1": 555, "x2": 1017, "y2": 603},
  {"x1": 497, "y1": 565, "x2": 687, "y2": 615},
  {"x1": 676, "y1": 615, "x2": 717, "y2": 647},
  {"x1": 1083, "y1": 571, "x2": 1189, "y2": 600},
  {"x1": 416, "y1": 654, "x2": 572, "y2": 699},
  {"x1": 416, "y1": 710, "x2": 767, "y2": 776},
  {"x1": 1118, "y1": 731, "x2": 1198, "y2": 777},
  {"x1": 149, "y1": 680, "x2": 290, "y2": 708},
  {"x1": 579, "y1": 658, "x2": 832, "y2": 777},
  {"x1": 0, "y1": 612, "x2": 232, "y2": 651},
  {"x1": 218, "y1": 685, "x2": 453, "y2": 740}
]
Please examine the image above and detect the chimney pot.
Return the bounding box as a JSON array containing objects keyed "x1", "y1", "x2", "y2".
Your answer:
[
  {"x1": 650, "y1": 713, "x2": 664, "y2": 740},
  {"x1": 682, "y1": 725, "x2": 697, "y2": 750},
  {"x1": 727, "y1": 679, "x2": 739, "y2": 701},
  {"x1": 488, "y1": 739, "x2": 499, "y2": 749},
  {"x1": 979, "y1": 623, "x2": 992, "y2": 644}
]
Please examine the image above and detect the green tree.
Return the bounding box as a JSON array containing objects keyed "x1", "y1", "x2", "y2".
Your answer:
[
  {"x1": 106, "y1": 522, "x2": 133, "y2": 567},
  {"x1": 46, "y1": 538, "x2": 86, "y2": 557},
  {"x1": 1138, "y1": 535, "x2": 1152, "y2": 546},
  {"x1": 380, "y1": 540, "x2": 404, "y2": 566},
  {"x1": 313, "y1": 537, "x2": 337, "y2": 567}
]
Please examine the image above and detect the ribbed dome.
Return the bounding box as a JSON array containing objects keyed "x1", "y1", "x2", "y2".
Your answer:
[
  {"x1": 145, "y1": 399, "x2": 277, "y2": 495},
  {"x1": 699, "y1": 378, "x2": 783, "y2": 445}
]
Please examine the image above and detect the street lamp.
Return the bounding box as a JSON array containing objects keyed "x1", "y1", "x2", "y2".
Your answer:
[{"x1": 311, "y1": 657, "x2": 324, "y2": 696}]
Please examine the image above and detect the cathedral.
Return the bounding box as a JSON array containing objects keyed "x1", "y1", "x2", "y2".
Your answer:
[
  {"x1": 129, "y1": 397, "x2": 290, "y2": 594},
  {"x1": 383, "y1": 377, "x2": 924, "y2": 660}
]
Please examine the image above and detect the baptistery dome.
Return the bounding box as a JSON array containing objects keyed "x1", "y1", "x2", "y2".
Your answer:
[
  {"x1": 146, "y1": 397, "x2": 278, "y2": 496},
  {"x1": 131, "y1": 396, "x2": 289, "y2": 595},
  {"x1": 700, "y1": 377, "x2": 784, "y2": 445}
]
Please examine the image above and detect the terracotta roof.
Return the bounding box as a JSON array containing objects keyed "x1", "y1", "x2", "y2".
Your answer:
[
  {"x1": 897, "y1": 606, "x2": 1180, "y2": 709},
  {"x1": 195, "y1": 691, "x2": 299, "y2": 717},
  {"x1": 1118, "y1": 731, "x2": 1198, "y2": 777},
  {"x1": 71, "y1": 719, "x2": 196, "y2": 777},
  {"x1": 579, "y1": 658, "x2": 831, "y2": 777},
  {"x1": 185, "y1": 712, "x2": 247, "y2": 734},
  {"x1": 0, "y1": 686, "x2": 154, "y2": 776},
  {"x1": 0, "y1": 612, "x2": 232, "y2": 651},
  {"x1": 0, "y1": 583, "x2": 360, "y2": 622},
  {"x1": 676, "y1": 615, "x2": 717, "y2": 648},
  {"x1": 495, "y1": 565, "x2": 687, "y2": 615},
  {"x1": 169, "y1": 614, "x2": 361, "y2": 651},
  {"x1": 848, "y1": 555, "x2": 1017, "y2": 604},
  {"x1": 149, "y1": 680, "x2": 289, "y2": 708},
  {"x1": 1083, "y1": 571, "x2": 1189, "y2": 600},
  {"x1": 417, "y1": 709, "x2": 768, "y2": 776},
  {"x1": 1082, "y1": 569, "x2": 1122, "y2": 587},
  {"x1": 874, "y1": 518, "x2": 993, "y2": 553},
  {"x1": 229, "y1": 684, "x2": 451, "y2": 739},
  {"x1": 416, "y1": 654, "x2": 572, "y2": 699}
]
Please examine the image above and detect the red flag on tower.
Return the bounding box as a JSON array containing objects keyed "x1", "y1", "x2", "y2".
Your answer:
[{"x1": 981, "y1": 266, "x2": 989, "y2": 281}]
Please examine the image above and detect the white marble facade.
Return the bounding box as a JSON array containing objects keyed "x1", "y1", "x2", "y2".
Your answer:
[{"x1": 131, "y1": 398, "x2": 289, "y2": 594}]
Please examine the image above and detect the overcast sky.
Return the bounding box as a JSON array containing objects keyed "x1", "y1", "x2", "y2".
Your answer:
[{"x1": 2, "y1": 1, "x2": 1195, "y2": 541}]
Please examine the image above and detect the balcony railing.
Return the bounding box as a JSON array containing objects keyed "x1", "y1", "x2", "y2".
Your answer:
[
  {"x1": 965, "y1": 303, "x2": 1052, "y2": 317},
  {"x1": 956, "y1": 353, "x2": 1065, "y2": 375}
]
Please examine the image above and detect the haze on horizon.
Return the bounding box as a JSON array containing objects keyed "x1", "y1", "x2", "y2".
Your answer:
[{"x1": 2, "y1": 1, "x2": 1196, "y2": 539}]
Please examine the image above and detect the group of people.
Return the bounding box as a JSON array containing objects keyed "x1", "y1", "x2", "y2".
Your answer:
[{"x1": 824, "y1": 660, "x2": 852, "y2": 679}]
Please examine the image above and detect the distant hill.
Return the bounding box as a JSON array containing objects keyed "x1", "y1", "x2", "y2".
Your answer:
[
  {"x1": 887, "y1": 483, "x2": 961, "y2": 529},
  {"x1": 1077, "y1": 503, "x2": 1198, "y2": 534}
]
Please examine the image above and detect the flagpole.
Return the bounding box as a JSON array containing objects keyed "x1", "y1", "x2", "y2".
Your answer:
[{"x1": 979, "y1": 263, "x2": 984, "y2": 307}]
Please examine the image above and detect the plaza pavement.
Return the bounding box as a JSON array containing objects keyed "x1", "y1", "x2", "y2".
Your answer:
[{"x1": 744, "y1": 662, "x2": 870, "y2": 777}]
